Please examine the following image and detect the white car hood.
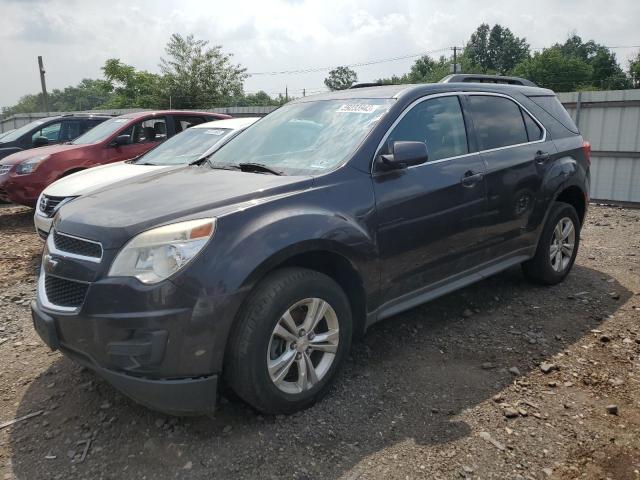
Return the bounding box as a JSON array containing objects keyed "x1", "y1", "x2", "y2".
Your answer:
[{"x1": 44, "y1": 162, "x2": 172, "y2": 197}]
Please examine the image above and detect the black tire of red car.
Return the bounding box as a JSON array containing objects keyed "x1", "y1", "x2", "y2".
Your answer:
[
  {"x1": 522, "y1": 201, "x2": 580, "y2": 285},
  {"x1": 224, "y1": 267, "x2": 353, "y2": 414}
]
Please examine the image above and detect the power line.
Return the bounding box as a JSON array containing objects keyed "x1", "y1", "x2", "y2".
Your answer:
[
  {"x1": 247, "y1": 47, "x2": 450, "y2": 76},
  {"x1": 247, "y1": 43, "x2": 639, "y2": 77}
]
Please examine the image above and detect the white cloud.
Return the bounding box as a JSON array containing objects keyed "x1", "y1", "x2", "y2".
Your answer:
[{"x1": 1, "y1": 0, "x2": 639, "y2": 107}]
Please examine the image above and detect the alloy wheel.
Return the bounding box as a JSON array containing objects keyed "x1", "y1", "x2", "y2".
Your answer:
[
  {"x1": 549, "y1": 216, "x2": 575, "y2": 272},
  {"x1": 267, "y1": 297, "x2": 339, "y2": 394}
]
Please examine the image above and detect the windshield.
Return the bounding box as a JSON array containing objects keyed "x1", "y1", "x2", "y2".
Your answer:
[
  {"x1": 72, "y1": 117, "x2": 130, "y2": 145},
  {"x1": 0, "y1": 120, "x2": 45, "y2": 143},
  {"x1": 134, "y1": 127, "x2": 234, "y2": 165},
  {"x1": 210, "y1": 99, "x2": 394, "y2": 175}
]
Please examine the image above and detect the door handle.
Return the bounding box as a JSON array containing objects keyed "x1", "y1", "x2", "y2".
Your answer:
[
  {"x1": 535, "y1": 151, "x2": 550, "y2": 164},
  {"x1": 461, "y1": 170, "x2": 484, "y2": 187}
]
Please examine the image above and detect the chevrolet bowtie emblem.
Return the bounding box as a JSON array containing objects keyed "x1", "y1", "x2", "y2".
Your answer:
[{"x1": 43, "y1": 254, "x2": 59, "y2": 273}]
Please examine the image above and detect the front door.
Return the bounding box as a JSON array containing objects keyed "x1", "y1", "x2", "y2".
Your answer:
[
  {"x1": 102, "y1": 116, "x2": 168, "y2": 165},
  {"x1": 373, "y1": 94, "x2": 491, "y2": 305}
]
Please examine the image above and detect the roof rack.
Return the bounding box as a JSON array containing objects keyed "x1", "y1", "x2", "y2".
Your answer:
[
  {"x1": 349, "y1": 82, "x2": 386, "y2": 89},
  {"x1": 60, "y1": 112, "x2": 116, "y2": 117},
  {"x1": 439, "y1": 74, "x2": 537, "y2": 87}
]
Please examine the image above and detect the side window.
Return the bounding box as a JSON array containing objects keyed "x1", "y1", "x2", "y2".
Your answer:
[
  {"x1": 522, "y1": 110, "x2": 543, "y2": 142},
  {"x1": 32, "y1": 122, "x2": 62, "y2": 144},
  {"x1": 174, "y1": 116, "x2": 207, "y2": 133},
  {"x1": 468, "y1": 96, "x2": 528, "y2": 150},
  {"x1": 128, "y1": 118, "x2": 167, "y2": 144},
  {"x1": 81, "y1": 119, "x2": 104, "y2": 135},
  {"x1": 387, "y1": 96, "x2": 468, "y2": 161},
  {"x1": 59, "y1": 120, "x2": 83, "y2": 142}
]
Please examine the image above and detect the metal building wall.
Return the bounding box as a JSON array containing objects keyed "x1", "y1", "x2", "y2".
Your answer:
[{"x1": 558, "y1": 90, "x2": 640, "y2": 203}]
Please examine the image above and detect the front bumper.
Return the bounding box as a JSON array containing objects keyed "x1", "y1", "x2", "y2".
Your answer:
[
  {"x1": 34, "y1": 212, "x2": 53, "y2": 240},
  {"x1": 0, "y1": 174, "x2": 42, "y2": 207},
  {"x1": 31, "y1": 299, "x2": 220, "y2": 415}
]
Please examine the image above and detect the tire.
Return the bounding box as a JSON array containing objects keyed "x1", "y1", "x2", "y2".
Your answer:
[
  {"x1": 224, "y1": 267, "x2": 352, "y2": 414},
  {"x1": 522, "y1": 201, "x2": 580, "y2": 285}
]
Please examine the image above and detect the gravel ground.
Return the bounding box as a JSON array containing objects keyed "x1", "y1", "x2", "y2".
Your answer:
[{"x1": 0, "y1": 203, "x2": 639, "y2": 480}]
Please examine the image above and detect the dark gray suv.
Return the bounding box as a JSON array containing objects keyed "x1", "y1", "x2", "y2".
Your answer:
[{"x1": 31, "y1": 76, "x2": 590, "y2": 415}]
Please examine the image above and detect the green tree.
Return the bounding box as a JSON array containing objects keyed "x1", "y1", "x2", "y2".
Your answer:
[
  {"x1": 464, "y1": 23, "x2": 529, "y2": 74},
  {"x1": 630, "y1": 52, "x2": 640, "y2": 87},
  {"x1": 555, "y1": 35, "x2": 631, "y2": 89},
  {"x1": 375, "y1": 55, "x2": 450, "y2": 85},
  {"x1": 513, "y1": 48, "x2": 593, "y2": 91},
  {"x1": 160, "y1": 33, "x2": 247, "y2": 108},
  {"x1": 100, "y1": 58, "x2": 167, "y2": 108},
  {"x1": 324, "y1": 66, "x2": 358, "y2": 90},
  {"x1": 231, "y1": 90, "x2": 288, "y2": 106},
  {"x1": 406, "y1": 55, "x2": 450, "y2": 82}
]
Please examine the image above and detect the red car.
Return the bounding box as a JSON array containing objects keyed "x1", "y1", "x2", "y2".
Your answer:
[{"x1": 0, "y1": 110, "x2": 229, "y2": 207}]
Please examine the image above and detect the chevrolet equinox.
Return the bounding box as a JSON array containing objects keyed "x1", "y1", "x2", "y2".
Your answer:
[{"x1": 32, "y1": 77, "x2": 590, "y2": 415}]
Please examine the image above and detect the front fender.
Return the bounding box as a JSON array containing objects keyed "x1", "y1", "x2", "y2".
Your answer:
[{"x1": 177, "y1": 205, "x2": 378, "y2": 299}]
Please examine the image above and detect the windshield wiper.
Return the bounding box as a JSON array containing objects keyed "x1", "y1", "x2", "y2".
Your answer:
[{"x1": 237, "y1": 162, "x2": 283, "y2": 175}]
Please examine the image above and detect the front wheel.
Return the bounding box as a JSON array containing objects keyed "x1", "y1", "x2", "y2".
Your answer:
[
  {"x1": 522, "y1": 201, "x2": 580, "y2": 285},
  {"x1": 224, "y1": 268, "x2": 352, "y2": 414}
]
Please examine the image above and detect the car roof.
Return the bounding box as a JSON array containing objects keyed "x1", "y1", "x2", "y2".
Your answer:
[
  {"x1": 291, "y1": 82, "x2": 554, "y2": 103},
  {"x1": 192, "y1": 117, "x2": 260, "y2": 130},
  {"x1": 117, "y1": 110, "x2": 228, "y2": 120},
  {"x1": 32, "y1": 113, "x2": 113, "y2": 123}
]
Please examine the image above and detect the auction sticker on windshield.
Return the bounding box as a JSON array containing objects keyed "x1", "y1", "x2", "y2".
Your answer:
[
  {"x1": 336, "y1": 104, "x2": 379, "y2": 114},
  {"x1": 203, "y1": 129, "x2": 226, "y2": 135}
]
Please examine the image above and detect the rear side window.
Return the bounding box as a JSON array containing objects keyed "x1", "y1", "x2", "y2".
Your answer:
[
  {"x1": 523, "y1": 111, "x2": 543, "y2": 142},
  {"x1": 387, "y1": 96, "x2": 468, "y2": 161},
  {"x1": 468, "y1": 95, "x2": 528, "y2": 150},
  {"x1": 528, "y1": 95, "x2": 578, "y2": 133},
  {"x1": 59, "y1": 120, "x2": 83, "y2": 141},
  {"x1": 174, "y1": 116, "x2": 207, "y2": 133}
]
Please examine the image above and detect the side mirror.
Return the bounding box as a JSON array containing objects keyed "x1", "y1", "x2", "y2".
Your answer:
[
  {"x1": 378, "y1": 141, "x2": 428, "y2": 170},
  {"x1": 33, "y1": 136, "x2": 49, "y2": 147},
  {"x1": 110, "y1": 135, "x2": 130, "y2": 147}
]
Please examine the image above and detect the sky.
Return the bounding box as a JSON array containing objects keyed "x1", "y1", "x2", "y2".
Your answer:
[{"x1": 0, "y1": 0, "x2": 639, "y2": 108}]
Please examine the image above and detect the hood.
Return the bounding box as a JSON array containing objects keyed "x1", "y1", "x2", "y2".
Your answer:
[
  {"x1": 45, "y1": 161, "x2": 174, "y2": 197},
  {"x1": 0, "y1": 143, "x2": 86, "y2": 165},
  {"x1": 55, "y1": 167, "x2": 313, "y2": 249}
]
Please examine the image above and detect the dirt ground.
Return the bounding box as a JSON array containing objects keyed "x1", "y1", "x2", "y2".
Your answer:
[{"x1": 0, "y1": 203, "x2": 638, "y2": 480}]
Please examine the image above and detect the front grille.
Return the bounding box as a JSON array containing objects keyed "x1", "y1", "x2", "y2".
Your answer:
[
  {"x1": 39, "y1": 195, "x2": 68, "y2": 217},
  {"x1": 44, "y1": 275, "x2": 89, "y2": 308},
  {"x1": 0, "y1": 165, "x2": 11, "y2": 176},
  {"x1": 53, "y1": 231, "x2": 102, "y2": 259}
]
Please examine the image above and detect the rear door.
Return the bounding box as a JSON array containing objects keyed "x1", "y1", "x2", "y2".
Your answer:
[
  {"x1": 466, "y1": 93, "x2": 555, "y2": 256},
  {"x1": 373, "y1": 94, "x2": 491, "y2": 304}
]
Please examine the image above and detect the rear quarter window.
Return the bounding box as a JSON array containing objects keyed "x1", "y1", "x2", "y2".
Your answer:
[{"x1": 528, "y1": 95, "x2": 579, "y2": 134}]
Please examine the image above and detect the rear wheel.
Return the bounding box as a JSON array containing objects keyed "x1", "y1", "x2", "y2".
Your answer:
[
  {"x1": 224, "y1": 268, "x2": 352, "y2": 414},
  {"x1": 522, "y1": 201, "x2": 580, "y2": 285}
]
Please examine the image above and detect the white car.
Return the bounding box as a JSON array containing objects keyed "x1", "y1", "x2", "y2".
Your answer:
[{"x1": 34, "y1": 117, "x2": 259, "y2": 238}]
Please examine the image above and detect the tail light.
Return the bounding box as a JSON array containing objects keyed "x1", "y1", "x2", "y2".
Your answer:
[{"x1": 582, "y1": 141, "x2": 591, "y2": 167}]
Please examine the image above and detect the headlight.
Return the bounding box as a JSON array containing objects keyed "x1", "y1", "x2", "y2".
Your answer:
[
  {"x1": 15, "y1": 155, "x2": 50, "y2": 175},
  {"x1": 108, "y1": 218, "x2": 216, "y2": 284}
]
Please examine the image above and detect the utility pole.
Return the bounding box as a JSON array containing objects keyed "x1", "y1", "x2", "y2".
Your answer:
[
  {"x1": 37, "y1": 56, "x2": 49, "y2": 112},
  {"x1": 303, "y1": 88, "x2": 306, "y2": 97},
  {"x1": 285, "y1": 86, "x2": 288, "y2": 102},
  {"x1": 453, "y1": 46, "x2": 458, "y2": 73}
]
